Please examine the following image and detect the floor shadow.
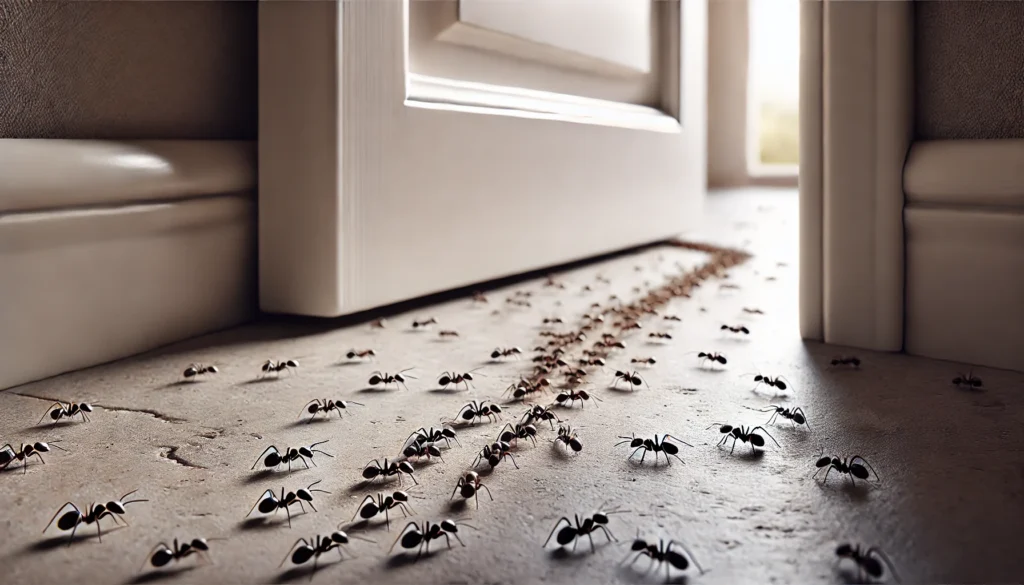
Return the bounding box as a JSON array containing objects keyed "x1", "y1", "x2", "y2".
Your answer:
[
  {"x1": 384, "y1": 550, "x2": 440, "y2": 569},
  {"x1": 356, "y1": 387, "x2": 393, "y2": 394},
  {"x1": 618, "y1": 563, "x2": 692, "y2": 585},
  {"x1": 241, "y1": 377, "x2": 279, "y2": 385},
  {"x1": 548, "y1": 542, "x2": 611, "y2": 562},
  {"x1": 27, "y1": 526, "x2": 124, "y2": 552},
  {"x1": 718, "y1": 447, "x2": 766, "y2": 463},
  {"x1": 691, "y1": 367, "x2": 726, "y2": 375},
  {"x1": 236, "y1": 516, "x2": 293, "y2": 532},
  {"x1": 331, "y1": 361, "x2": 364, "y2": 368},
  {"x1": 239, "y1": 469, "x2": 282, "y2": 486},
  {"x1": 159, "y1": 380, "x2": 198, "y2": 389},
  {"x1": 283, "y1": 417, "x2": 336, "y2": 430},
  {"x1": 428, "y1": 388, "x2": 470, "y2": 395},
  {"x1": 447, "y1": 498, "x2": 470, "y2": 513},
  {"x1": 126, "y1": 566, "x2": 197, "y2": 585},
  {"x1": 817, "y1": 479, "x2": 873, "y2": 503}
]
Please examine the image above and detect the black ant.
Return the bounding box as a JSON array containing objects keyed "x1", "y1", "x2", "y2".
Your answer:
[
  {"x1": 1, "y1": 440, "x2": 66, "y2": 473},
  {"x1": 749, "y1": 373, "x2": 790, "y2": 392},
  {"x1": 404, "y1": 426, "x2": 460, "y2": 451},
  {"x1": 454, "y1": 400, "x2": 503, "y2": 424},
  {"x1": 141, "y1": 538, "x2": 213, "y2": 571},
  {"x1": 472, "y1": 291, "x2": 488, "y2": 303},
  {"x1": 345, "y1": 349, "x2": 377, "y2": 360},
  {"x1": 473, "y1": 441, "x2": 519, "y2": 469},
  {"x1": 402, "y1": 441, "x2": 444, "y2": 463},
  {"x1": 581, "y1": 357, "x2": 607, "y2": 366},
  {"x1": 490, "y1": 347, "x2": 523, "y2": 360},
  {"x1": 952, "y1": 370, "x2": 983, "y2": 390},
  {"x1": 554, "y1": 425, "x2": 583, "y2": 454},
  {"x1": 43, "y1": 489, "x2": 148, "y2": 546},
  {"x1": 280, "y1": 531, "x2": 374, "y2": 578},
  {"x1": 543, "y1": 317, "x2": 565, "y2": 325},
  {"x1": 623, "y1": 532, "x2": 704, "y2": 580},
  {"x1": 742, "y1": 307, "x2": 765, "y2": 315},
  {"x1": 543, "y1": 506, "x2": 625, "y2": 553},
  {"x1": 412, "y1": 317, "x2": 438, "y2": 328},
  {"x1": 697, "y1": 352, "x2": 728, "y2": 367},
  {"x1": 630, "y1": 357, "x2": 656, "y2": 366},
  {"x1": 815, "y1": 452, "x2": 880, "y2": 485},
  {"x1": 830, "y1": 355, "x2": 861, "y2": 368},
  {"x1": 663, "y1": 314, "x2": 682, "y2": 322},
  {"x1": 262, "y1": 359, "x2": 299, "y2": 377},
  {"x1": 748, "y1": 405, "x2": 810, "y2": 429},
  {"x1": 362, "y1": 458, "x2": 417, "y2": 485},
  {"x1": 183, "y1": 363, "x2": 218, "y2": 380},
  {"x1": 301, "y1": 398, "x2": 363, "y2": 422},
  {"x1": 615, "y1": 433, "x2": 692, "y2": 465},
  {"x1": 252, "y1": 442, "x2": 333, "y2": 472},
  {"x1": 368, "y1": 369, "x2": 416, "y2": 391},
  {"x1": 708, "y1": 423, "x2": 780, "y2": 454},
  {"x1": 835, "y1": 543, "x2": 901, "y2": 583},
  {"x1": 350, "y1": 491, "x2": 415, "y2": 529},
  {"x1": 611, "y1": 370, "x2": 647, "y2": 391},
  {"x1": 38, "y1": 401, "x2": 93, "y2": 425},
  {"x1": 506, "y1": 298, "x2": 532, "y2": 308},
  {"x1": 438, "y1": 330, "x2": 460, "y2": 338},
  {"x1": 521, "y1": 404, "x2": 562, "y2": 429},
  {"x1": 437, "y1": 369, "x2": 482, "y2": 391},
  {"x1": 451, "y1": 471, "x2": 493, "y2": 508},
  {"x1": 721, "y1": 324, "x2": 750, "y2": 335},
  {"x1": 648, "y1": 332, "x2": 673, "y2": 340},
  {"x1": 390, "y1": 519, "x2": 474, "y2": 560},
  {"x1": 246, "y1": 480, "x2": 329, "y2": 527},
  {"x1": 543, "y1": 275, "x2": 566, "y2": 289},
  {"x1": 498, "y1": 422, "x2": 538, "y2": 447},
  {"x1": 719, "y1": 283, "x2": 741, "y2": 290},
  {"x1": 555, "y1": 389, "x2": 602, "y2": 409}
]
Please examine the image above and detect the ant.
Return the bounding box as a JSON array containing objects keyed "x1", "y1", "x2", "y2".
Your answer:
[
  {"x1": 280, "y1": 532, "x2": 374, "y2": 577},
  {"x1": 543, "y1": 317, "x2": 565, "y2": 325},
  {"x1": 616, "y1": 320, "x2": 643, "y2": 331},
  {"x1": 615, "y1": 433, "x2": 692, "y2": 465},
  {"x1": 438, "y1": 330, "x2": 460, "y2": 338},
  {"x1": 473, "y1": 441, "x2": 519, "y2": 469},
  {"x1": 368, "y1": 369, "x2": 416, "y2": 391},
  {"x1": 697, "y1": 352, "x2": 728, "y2": 367},
  {"x1": 183, "y1": 363, "x2": 218, "y2": 380},
  {"x1": 362, "y1": 458, "x2": 417, "y2": 485},
  {"x1": 952, "y1": 370, "x2": 983, "y2": 390},
  {"x1": 623, "y1": 533, "x2": 704, "y2": 580},
  {"x1": 345, "y1": 349, "x2": 377, "y2": 360},
  {"x1": 815, "y1": 452, "x2": 880, "y2": 485},
  {"x1": 402, "y1": 441, "x2": 444, "y2": 463},
  {"x1": 554, "y1": 425, "x2": 583, "y2": 454},
  {"x1": 544, "y1": 275, "x2": 566, "y2": 289},
  {"x1": 595, "y1": 340, "x2": 627, "y2": 350},
  {"x1": 490, "y1": 347, "x2": 523, "y2": 360},
  {"x1": 719, "y1": 283, "x2": 741, "y2": 290},
  {"x1": 370, "y1": 318, "x2": 387, "y2": 328},
  {"x1": 648, "y1": 332, "x2": 673, "y2": 340},
  {"x1": 611, "y1": 370, "x2": 647, "y2": 391},
  {"x1": 742, "y1": 307, "x2": 765, "y2": 315},
  {"x1": 708, "y1": 423, "x2": 779, "y2": 454},
  {"x1": 830, "y1": 355, "x2": 862, "y2": 368},
  {"x1": 721, "y1": 324, "x2": 750, "y2": 335},
  {"x1": 437, "y1": 369, "x2": 482, "y2": 391},
  {"x1": 543, "y1": 506, "x2": 625, "y2": 553},
  {"x1": 451, "y1": 471, "x2": 493, "y2": 508},
  {"x1": 43, "y1": 489, "x2": 148, "y2": 546},
  {"x1": 412, "y1": 317, "x2": 438, "y2": 328},
  {"x1": 247, "y1": 480, "x2": 329, "y2": 528},
  {"x1": 663, "y1": 314, "x2": 682, "y2": 322},
  {"x1": 835, "y1": 543, "x2": 901, "y2": 583},
  {"x1": 506, "y1": 298, "x2": 532, "y2": 308},
  {"x1": 141, "y1": 538, "x2": 213, "y2": 571},
  {"x1": 1, "y1": 440, "x2": 66, "y2": 473},
  {"x1": 521, "y1": 404, "x2": 562, "y2": 429},
  {"x1": 404, "y1": 427, "x2": 460, "y2": 451},
  {"x1": 630, "y1": 357, "x2": 656, "y2": 366},
  {"x1": 749, "y1": 373, "x2": 790, "y2": 392},
  {"x1": 498, "y1": 422, "x2": 538, "y2": 447},
  {"x1": 301, "y1": 399, "x2": 364, "y2": 422},
  {"x1": 390, "y1": 519, "x2": 474, "y2": 560},
  {"x1": 748, "y1": 405, "x2": 810, "y2": 429},
  {"x1": 581, "y1": 357, "x2": 607, "y2": 366},
  {"x1": 38, "y1": 401, "x2": 93, "y2": 425},
  {"x1": 350, "y1": 491, "x2": 415, "y2": 529},
  {"x1": 472, "y1": 291, "x2": 488, "y2": 303},
  {"x1": 262, "y1": 359, "x2": 299, "y2": 377},
  {"x1": 454, "y1": 400, "x2": 503, "y2": 424},
  {"x1": 252, "y1": 441, "x2": 333, "y2": 472},
  {"x1": 555, "y1": 389, "x2": 602, "y2": 409}
]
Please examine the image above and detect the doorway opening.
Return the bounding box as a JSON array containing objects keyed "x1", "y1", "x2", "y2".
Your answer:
[{"x1": 748, "y1": 0, "x2": 800, "y2": 176}]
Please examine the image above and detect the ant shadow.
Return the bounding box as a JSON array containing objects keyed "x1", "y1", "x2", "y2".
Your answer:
[
  {"x1": 126, "y1": 566, "x2": 196, "y2": 585},
  {"x1": 428, "y1": 388, "x2": 470, "y2": 395},
  {"x1": 26, "y1": 526, "x2": 124, "y2": 552},
  {"x1": 384, "y1": 550, "x2": 440, "y2": 569},
  {"x1": 236, "y1": 517, "x2": 293, "y2": 532},
  {"x1": 241, "y1": 377, "x2": 280, "y2": 385},
  {"x1": 691, "y1": 367, "x2": 726, "y2": 375},
  {"x1": 719, "y1": 448, "x2": 765, "y2": 463},
  {"x1": 276, "y1": 560, "x2": 342, "y2": 583},
  {"x1": 356, "y1": 387, "x2": 393, "y2": 394},
  {"x1": 238, "y1": 469, "x2": 284, "y2": 486},
  {"x1": 618, "y1": 564, "x2": 691, "y2": 585},
  {"x1": 21, "y1": 422, "x2": 71, "y2": 433},
  {"x1": 331, "y1": 361, "x2": 364, "y2": 368},
  {"x1": 284, "y1": 417, "x2": 335, "y2": 430},
  {"x1": 817, "y1": 480, "x2": 873, "y2": 503},
  {"x1": 159, "y1": 380, "x2": 197, "y2": 389},
  {"x1": 835, "y1": 566, "x2": 869, "y2": 584},
  {"x1": 548, "y1": 543, "x2": 613, "y2": 563}
]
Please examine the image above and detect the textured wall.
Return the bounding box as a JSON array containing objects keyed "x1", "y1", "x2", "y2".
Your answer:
[
  {"x1": 915, "y1": 1, "x2": 1024, "y2": 139},
  {"x1": 0, "y1": 0, "x2": 257, "y2": 140}
]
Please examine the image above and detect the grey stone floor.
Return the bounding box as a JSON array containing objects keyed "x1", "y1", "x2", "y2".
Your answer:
[{"x1": 2, "y1": 189, "x2": 1022, "y2": 585}]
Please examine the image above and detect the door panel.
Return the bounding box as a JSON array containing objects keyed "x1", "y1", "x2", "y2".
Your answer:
[{"x1": 258, "y1": 0, "x2": 705, "y2": 317}]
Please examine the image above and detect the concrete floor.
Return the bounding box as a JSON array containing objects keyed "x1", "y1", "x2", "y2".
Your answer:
[{"x1": 2, "y1": 189, "x2": 1022, "y2": 585}]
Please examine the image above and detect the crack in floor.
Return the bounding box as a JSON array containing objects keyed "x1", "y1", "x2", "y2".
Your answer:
[
  {"x1": 8, "y1": 391, "x2": 188, "y2": 424},
  {"x1": 159, "y1": 445, "x2": 207, "y2": 469}
]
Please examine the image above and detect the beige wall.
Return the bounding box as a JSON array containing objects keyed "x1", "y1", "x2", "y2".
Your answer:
[
  {"x1": 0, "y1": 0, "x2": 257, "y2": 140},
  {"x1": 707, "y1": 0, "x2": 749, "y2": 188}
]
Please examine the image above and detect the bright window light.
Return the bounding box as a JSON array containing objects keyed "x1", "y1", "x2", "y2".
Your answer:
[{"x1": 748, "y1": 0, "x2": 800, "y2": 173}]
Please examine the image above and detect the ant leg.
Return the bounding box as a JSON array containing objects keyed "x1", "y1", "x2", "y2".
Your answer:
[
  {"x1": 628, "y1": 446, "x2": 645, "y2": 461},
  {"x1": 301, "y1": 456, "x2": 310, "y2": 470},
  {"x1": 730, "y1": 438, "x2": 737, "y2": 455},
  {"x1": 285, "y1": 505, "x2": 293, "y2": 529},
  {"x1": 309, "y1": 555, "x2": 319, "y2": 582},
  {"x1": 385, "y1": 508, "x2": 391, "y2": 531},
  {"x1": 822, "y1": 466, "x2": 832, "y2": 484},
  {"x1": 587, "y1": 532, "x2": 597, "y2": 554},
  {"x1": 479, "y1": 484, "x2": 494, "y2": 501},
  {"x1": 450, "y1": 480, "x2": 462, "y2": 501},
  {"x1": 67, "y1": 521, "x2": 80, "y2": 547}
]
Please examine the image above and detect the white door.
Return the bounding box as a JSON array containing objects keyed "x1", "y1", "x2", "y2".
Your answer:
[{"x1": 259, "y1": 0, "x2": 707, "y2": 317}]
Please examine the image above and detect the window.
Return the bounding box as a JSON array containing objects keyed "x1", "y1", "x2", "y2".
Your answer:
[{"x1": 748, "y1": 0, "x2": 800, "y2": 175}]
